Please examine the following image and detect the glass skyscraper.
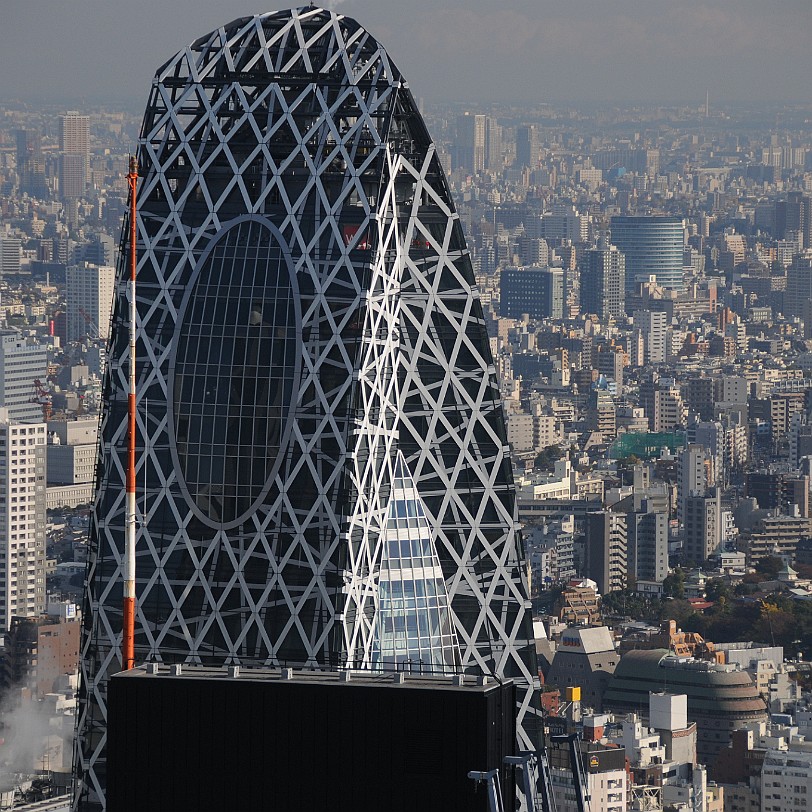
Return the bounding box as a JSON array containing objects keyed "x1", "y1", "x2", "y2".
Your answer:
[
  {"x1": 74, "y1": 8, "x2": 538, "y2": 809},
  {"x1": 610, "y1": 215, "x2": 684, "y2": 296}
]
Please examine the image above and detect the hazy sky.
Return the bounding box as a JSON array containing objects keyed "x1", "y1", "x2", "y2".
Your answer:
[{"x1": 2, "y1": 0, "x2": 811, "y2": 107}]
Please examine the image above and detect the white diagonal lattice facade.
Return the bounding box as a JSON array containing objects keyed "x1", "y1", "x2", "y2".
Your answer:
[{"x1": 74, "y1": 8, "x2": 539, "y2": 810}]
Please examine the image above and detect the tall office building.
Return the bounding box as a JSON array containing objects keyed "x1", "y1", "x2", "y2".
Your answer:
[
  {"x1": 501, "y1": 266, "x2": 564, "y2": 320},
  {"x1": 627, "y1": 508, "x2": 668, "y2": 584},
  {"x1": 15, "y1": 129, "x2": 48, "y2": 198},
  {"x1": 0, "y1": 415, "x2": 47, "y2": 631},
  {"x1": 75, "y1": 9, "x2": 537, "y2": 809},
  {"x1": 610, "y1": 215, "x2": 684, "y2": 295},
  {"x1": 0, "y1": 235, "x2": 22, "y2": 277},
  {"x1": 540, "y1": 205, "x2": 589, "y2": 243},
  {"x1": 775, "y1": 192, "x2": 810, "y2": 248},
  {"x1": 456, "y1": 112, "x2": 487, "y2": 173},
  {"x1": 678, "y1": 443, "x2": 711, "y2": 521},
  {"x1": 639, "y1": 374, "x2": 685, "y2": 432},
  {"x1": 683, "y1": 488, "x2": 721, "y2": 565},
  {"x1": 0, "y1": 331, "x2": 48, "y2": 423},
  {"x1": 786, "y1": 252, "x2": 812, "y2": 319},
  {"x1": 633, "y1": 309, "x2": 667, "y2": 365},
  {"x1": 515, "y1": 125, "x2": 538, "y2": 169},
  {"x1": 66, "y1": 262, "x2": 116, "y2": 342},
  {"x1": 585, "y1": 510, "x2": 628, "y2": 594},
  {"x1": 59, "y1": 111, "x2": 90, "y2": 200},
  {"x1": 580, "y1": 237, "x2": 625, "y2": 320}
]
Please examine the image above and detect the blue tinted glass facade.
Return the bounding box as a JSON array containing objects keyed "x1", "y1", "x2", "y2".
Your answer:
[
  {"x1": 610, "y1": 215, "x2": 684, "y2": 295},
  {"x1": 373, "y1": 455, "x2": 459, "y2": 672}
]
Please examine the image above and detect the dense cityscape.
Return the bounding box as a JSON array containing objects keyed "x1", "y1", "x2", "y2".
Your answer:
[{"x1": 2, "y1": 5, "x2": 812, "y2": 812}]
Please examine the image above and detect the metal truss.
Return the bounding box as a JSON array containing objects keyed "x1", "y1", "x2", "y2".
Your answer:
[{"x1": 74, "y1": 7, "x2": 538, "y2": 810}]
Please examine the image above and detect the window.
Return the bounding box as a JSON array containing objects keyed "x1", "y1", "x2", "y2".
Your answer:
[{"x1": 173, "y1": 218, "x2": 299, "y2": 526}]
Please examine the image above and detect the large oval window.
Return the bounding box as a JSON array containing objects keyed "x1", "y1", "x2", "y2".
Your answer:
[{"x1": 172, "y1": 218, "x2": 299, "y2": 527}]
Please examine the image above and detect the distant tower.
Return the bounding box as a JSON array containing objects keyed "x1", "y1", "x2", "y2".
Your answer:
[
  {"x1": 59, "y1": 111, "x2": 90, "y2": 200},
  {"x1": 515, "y1": 125, "x2": 538, "y2": 169},
  {"x1": 15, "y1": 129, "x2": 48, "y2": 198},
  {"x1": 580, "y1": 236, "x2": 625, "y2": 320},
  {"x1": 457, "y1": 112, "x2": 487, "y2": 173},
  {"x1": 683, "y1": 489, "x2": 721, "y2": 565},
  {"x1": 66, "y1": 262, "x2": 116, "y2": 342},
  {"x1": 787, "y1": 253, "x2": 812, "y2": 319},
  {"x1": 610, "y1": 215, "x2": 685, "y2": 295},
  {"x1": 633, "y1": 310, "x2": 668, "y2": 365}
]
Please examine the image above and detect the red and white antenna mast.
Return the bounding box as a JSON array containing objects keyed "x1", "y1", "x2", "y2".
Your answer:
[{"x1": 123, "y1": 155, "x2": 138, "y2": 670}]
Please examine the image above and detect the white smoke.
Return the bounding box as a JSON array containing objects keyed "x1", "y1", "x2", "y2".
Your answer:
[
  {"x1": 0, "y1": 697, "x2": 62, "y2": 787},
  {"x1": 0, "y1": 694, "x2": 53, "y2": 784}
]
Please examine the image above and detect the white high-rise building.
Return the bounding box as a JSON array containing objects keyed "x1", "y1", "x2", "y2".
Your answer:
[
  {"x1": 634, "y1": 309, "x2": 668, "y2": 365},
  {"x1": 66, "y1": 262, "x2": 116, "y2": 342},
  {"x1": 762, "y1": 741, "x2": 812, "y2": 812},
  {"x1": 678, "y1": 443, "x2": 711, "y2": 521},
  {"x1": 0, "y1": 331, "x2": 48, "y2": 423},
  {"x1": 0, "y1": 414, "x2": 47, "y2": 630}
]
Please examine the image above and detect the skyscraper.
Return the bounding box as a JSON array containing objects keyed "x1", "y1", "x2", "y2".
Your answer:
[
  {"x1": 0, "y1": 331, "x2": 48, "y2": 423},
  {"x1": 580, "y1": 237, "x2": 625, "y2": 320},
  {"x1": 585, "y1": 510, "x2": 628, "y2": 594},
  {"x1": 683, "y1": 489, "x2": 721, "y2": 565},
  {"x1": 627, "y1": 508, "x2": 668, "y2": 584},
  {"x1": 59, "y1": 111, "x2": 90, "y2": 200},
  {"x1": 514, "y1": 125, "x2": 538, "y2": 169},
  {"x1": 66, "y1": 262, "x2": 116, "y2": 342},
  {"x1": 501, "y1": 266, "x2": 564, "y2": 320},
  {"x1": 15, "y1": 129, "x2": 48, "y2": 198},
  {"x1": 633, "y1": 309, "x2": 668, "y2": 365},
  {"x1": 456, "y1": 112, "x2": 487, "y2": 173},
  {"x1": 775, "y1": 192, "x2": 811, "y2": 248},
  {"x1": 610, "y1": 215, "x2": 684, "y2": 295},
  {"x1": 0, "y1": 234, "x2": 22, "y2": 277},
  {"x1": 75, "y1": 9, "x2": 537, "y2": 809},
  {"x1": 0, "y1": 416, "x2": 47, "y2": 631},
  {"x1": 786, "y1": 252, "x2": 812, "y2": 319}
]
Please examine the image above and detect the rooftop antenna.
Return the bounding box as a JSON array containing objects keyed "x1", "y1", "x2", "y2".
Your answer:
[{"x1": 123, "y1": 155, "x2": 138, "y2": 671}]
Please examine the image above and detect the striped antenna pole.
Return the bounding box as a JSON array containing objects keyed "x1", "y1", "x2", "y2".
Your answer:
[{"x1": 123, "y1": 155, "x2": 138, "y2": 670}]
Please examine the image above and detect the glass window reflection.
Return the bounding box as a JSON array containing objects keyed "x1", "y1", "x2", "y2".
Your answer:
[
  {"x1": 173, "y1": 219, "x2": 298, "y2": 525},
  {"x1": 372, "y1": 453, "x2": 461, "y2": 674}
]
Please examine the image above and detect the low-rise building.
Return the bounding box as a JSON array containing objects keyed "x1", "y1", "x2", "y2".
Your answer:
[{"x1": 545, "y1": 626, "x2": 619, "y2": 711}]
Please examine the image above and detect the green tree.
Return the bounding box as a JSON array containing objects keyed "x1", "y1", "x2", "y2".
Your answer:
[
  {"x1": 705, "y1": 578, "x2": 732, "y2": 604},
  {"x1": 756, "y1": 555, "x2": 783, "y2": 579},
  {"x1": 534, "y1": 444, "x2": 562, "y2": 472},
  {"x1": 662, "y1": 569, "x2": 686, "y2": 599}
]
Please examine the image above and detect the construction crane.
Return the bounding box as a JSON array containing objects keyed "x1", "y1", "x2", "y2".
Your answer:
[
  {"x1": 29, "y1": 378, "x2": 52, "y2": 421},
  {"x1": 77, "y1": 306, "x2": 101, "y2": 340}
]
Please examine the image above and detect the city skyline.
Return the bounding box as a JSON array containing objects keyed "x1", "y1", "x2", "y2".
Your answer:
[
  {"x1": 3, "y1": 4, "x2": 812, "y2": 809},
  {"x1": 1, "y1": 1, "x2": 811, "y2": 106}
]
